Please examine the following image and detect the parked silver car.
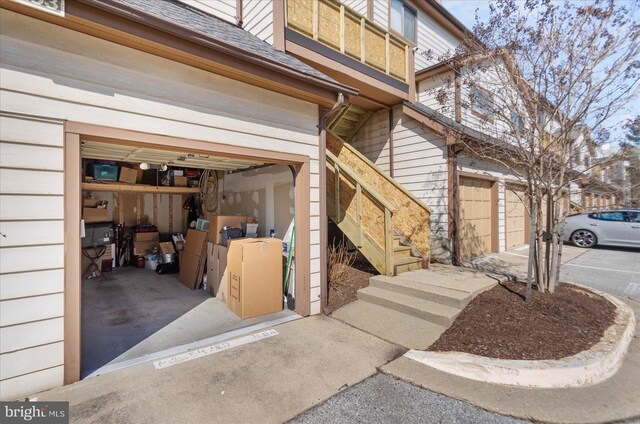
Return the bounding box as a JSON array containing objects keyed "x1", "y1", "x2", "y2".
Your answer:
[{"x1": 564, "y1": 209, "x2": 640, "y2": 248}]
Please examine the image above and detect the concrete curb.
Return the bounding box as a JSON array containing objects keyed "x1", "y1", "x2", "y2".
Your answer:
[{"x1": 404, "y1": 283, "x2": 636, "y2": 388}]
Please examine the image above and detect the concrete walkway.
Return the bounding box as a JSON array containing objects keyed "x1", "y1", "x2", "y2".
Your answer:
[
  {"x1": 331, "y1": 266, "x2": 500, "y2": 349},
  {"x1": 381, "y1": 299, "x2": 640, "y2": 424},
  {"x1": 35, "y1": 316, "x2": 403, "y2": 424}
]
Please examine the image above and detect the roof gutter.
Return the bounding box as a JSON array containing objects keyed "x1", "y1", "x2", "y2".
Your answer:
[{"x1": 75, "y1": 0, "x2": 358, "y2": 97}]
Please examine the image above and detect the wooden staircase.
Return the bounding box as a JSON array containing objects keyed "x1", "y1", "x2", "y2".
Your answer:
[
  {"x1": 327, "y1": 104, "x2": 373, "y2": 142},
  {"x1": 326, "y1": 131, "x2": 431, "y2": 276}
]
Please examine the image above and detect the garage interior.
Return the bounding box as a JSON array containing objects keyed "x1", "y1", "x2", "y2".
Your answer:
[{"x1": 79, "y1": 139, "x2": 298, "y2": 377}]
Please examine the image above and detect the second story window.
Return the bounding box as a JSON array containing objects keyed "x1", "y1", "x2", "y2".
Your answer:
[
  {"x1": 390, "y1": 0, "x2": 416, "y2": 43},
  {"x1": 511, "y1": 111, "x2": 525, "y2": 134},
  {"x1": 470, "y1": 85, "x2": 494, "y2": 122}
]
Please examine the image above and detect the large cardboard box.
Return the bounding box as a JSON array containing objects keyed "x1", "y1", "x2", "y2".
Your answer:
[
  {"x1": 83, "y1": 207, "x2": 108, "y2": 223},
  {"x1": 119, "y1": 167, "x2": 138, "y2": 184},
  {"x1": 206, "y1": 243, "x2": 228, "y2": 300},
  {"x1": 179, "y1": 229, "x2": 208, "y2": 289},
  {"x1": 133, "y1": 240, "x2": 158, "y2": 256},
  {"x1": 226, "y1": 238, "x2": 283, "y2": 319},
  {"x1": 134, "y1": 232, "x2": 159, "y2": 242},
  {"x1": 174, "y1": 176, "x2": 188, "y2": 187},
  {"x1": 205, "y1": 214, "x2": 252, "y2": 244}
]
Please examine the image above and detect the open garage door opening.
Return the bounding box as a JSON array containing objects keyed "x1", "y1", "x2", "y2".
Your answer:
[{"x1": 77, "y1": 137, "x2": 302, "y2": 378}]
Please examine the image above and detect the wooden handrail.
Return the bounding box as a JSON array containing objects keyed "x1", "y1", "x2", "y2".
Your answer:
[{"x1": 326, "y1": 151, "x2": 396, "y2": 213}]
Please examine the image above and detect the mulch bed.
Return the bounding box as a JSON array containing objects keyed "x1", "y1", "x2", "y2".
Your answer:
[
  {"x1": 326, "y1": 254, "x2": 378, "y2": 314},
  {"x1": 428, "y1": 281, "x2": 616, "y2": 360}
]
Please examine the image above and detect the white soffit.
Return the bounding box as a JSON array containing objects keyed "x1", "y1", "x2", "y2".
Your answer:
[{"x1": 80, "y1": 139, "x2": 264, "y2": 171}]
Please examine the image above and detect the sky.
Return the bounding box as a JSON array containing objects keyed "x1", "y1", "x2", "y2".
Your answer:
[{"x1": 440, "y1": 0, "x2": 639, "y2": 146}]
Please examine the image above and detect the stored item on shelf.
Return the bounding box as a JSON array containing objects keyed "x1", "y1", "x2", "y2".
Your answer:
[
  {"x1": 174, "y1": 176, "x2": 188, "y2": 187},
  {"x1": 220, "y1": 227, "x2": 243, "y2": 247},
  {"x1": 119, "y1": 167, "x2": 138, "y2": 184},
  {"x1": 195, "y1": 218, "x2": 210, "y2": 232},
  {"x1": 227, "y1": 238, "x2": 283, "y2": 319},
  {"x1": 205, "y1": 214, "x2": 252, "y2": 244},
  {"x1": 134, "y1": 231, "x2": 159, "y2": 242},
  {"x1": 242, "y1": 222, "x2": 259, "y2": 236},
  {"x1": 83, "y1": 199, "x2": 109, "y2": 223},
  {"x1": 92, "y1": 164, "x2": 119, "y2": 181}
]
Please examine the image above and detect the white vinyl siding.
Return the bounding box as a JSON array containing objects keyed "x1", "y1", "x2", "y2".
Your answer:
[
  {"x1": 0, "y1": 113, "x2": 65, "y2": 402},
  {"x1": 179, "y1": 0, "x2": 237, "y2": 24},
  {"x1": 349, "y1": 109, "x2": 391, "y2": 175},
  {"x1": 0, "y1": 10, "x2": 322, "y2": 399},
  {"x1": 372, "y1": 0, "x2": 389, "y2": 29},
  {"x1": 242, "y1": 0, "x2": 274, "y2": 45},
  {"x1": 414, "y1": 9, "x2": 462, "y2": 70},
  {"x1": 342, "y1": 0, "x2": 368, "y2": 16},
  {"x1": 417, "y1": 70, "x2": 455, "y2": 119}
]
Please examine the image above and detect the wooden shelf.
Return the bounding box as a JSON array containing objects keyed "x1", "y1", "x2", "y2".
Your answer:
[{"x1": 82, "y1": 182, "x2": 200, "y2": 194}]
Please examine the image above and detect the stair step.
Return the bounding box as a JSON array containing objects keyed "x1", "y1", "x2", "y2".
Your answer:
[
  {"x1": 331, "y1": 301, "x2": 448, "y2": 350},
  {"x1": 357, "y1": 286, "x2": 461, "y2": 326},
  {"x1": 393, "y1": 245, "x2": 412, "y2": 259},
  {"x1": 393, "y1": 235, "x2": 402, "y2": 248},
  {"x1": 393, "y1": 256, "x2": 423, "y2": 274},
  {"x1": 369, "y1": 275, "x2": 471, "y2": 308},
  {"x1": 399, "y1": 268, "x2": 497, "y2": 296}
]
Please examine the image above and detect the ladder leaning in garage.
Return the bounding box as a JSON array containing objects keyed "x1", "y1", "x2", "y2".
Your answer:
[{"x1": 326, "y1": 131, "x2": 432, "y2": 276}]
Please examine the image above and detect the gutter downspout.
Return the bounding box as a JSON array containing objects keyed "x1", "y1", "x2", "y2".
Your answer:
[{"x1": 319, "y1": 93, "x2": 348, "y2": 314}]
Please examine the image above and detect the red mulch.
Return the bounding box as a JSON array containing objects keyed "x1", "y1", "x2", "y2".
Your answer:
[
  {"x1": 326, "y1": 254, "x2": 378, "y2": 314},
  {"x1": 428, "y1": 281, "x2": 616, "y2": 360}
]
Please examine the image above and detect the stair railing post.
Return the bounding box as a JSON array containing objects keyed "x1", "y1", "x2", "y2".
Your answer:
[
  {"x1": 334, "y1": 163, "x2": 341, "y2": 222},
  {"x1": 356, "y1": 182, "x2": 363, "y2": 247},
  {"x1": 384, "y1": 207, "x2": 393, "y2": 276}
]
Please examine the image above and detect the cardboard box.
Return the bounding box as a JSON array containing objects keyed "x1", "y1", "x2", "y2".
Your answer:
[
  {"x1": 174, "y1": 176, "x2": 188, "y2": 187},
  {"x1": 227, "y1": 238, "x2": 283, "y2": 319},
  {"x1": 133, "y1": 240, "x2": 157, "y2": 256},
  {"x1": 134, "y1": 232, "x2": 159, "y2": 242},
  {"x1": 205, "y1": 214, "x2": 252, "y2": 244},
  {"x1": 178, "y1": 229, "x2": 208, "y2": 290},
  {"x1": 119, "y1": 167, "x2": 138, "y2": 184},
  {"x1": 159, "y1": 242, "x2": 175, "y2": 255},
  {"x1": 206, "y1": 243, "x2": 228, "y2": 300},
  {"x1": 83, "y1": 207, "x2": 109, "y2": 223}
]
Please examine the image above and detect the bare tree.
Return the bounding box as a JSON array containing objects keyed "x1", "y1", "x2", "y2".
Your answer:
[{"x1": 432, "y1": 0, "x2": 639, "y2": 300}]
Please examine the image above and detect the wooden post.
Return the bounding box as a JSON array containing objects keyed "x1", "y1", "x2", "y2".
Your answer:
[
  {"x1": 356, "y1": 182, "x2": 362, "y2": 247},
  {"x1": 404, "y1": 44, "x2": 409, "y2": 82},
  {"x1": 153, "y1": 194, "x2": 158, "y2": 225},
  {"x1": 384, "y1": 207, "x2": 393, "y2": 276},
  {"x1": 448, "y1": 145, "x2": 461, "y2": 265},
  {"x1": 313, "y1": 0, "x2": 318, "y2": 40},
  {"x1": 339, "y1": 5, "x2": 345, "y2": 53},
  {"x1": 334, "y1": 163, "x2": 341, "y2": 222},
  {"x1": 169, "y1": 195, "x2": 174, "y2": 233},
  {"x1": 360, "y1": 17, "x2": 366, "y2": 63},
  {"x1": 136, "y1": 193, "x2": 141, "y2": 225},
  {"x1": 385, "y1": 33, "x2": 390, "y2": 75}
]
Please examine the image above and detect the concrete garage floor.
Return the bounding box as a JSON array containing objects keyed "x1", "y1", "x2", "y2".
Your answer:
[{"x1": 82, "y1": 267, "x2": 295, "y2": 377}]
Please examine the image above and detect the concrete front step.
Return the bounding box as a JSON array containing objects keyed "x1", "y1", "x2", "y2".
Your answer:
[
  {"x1": 357, "y1": 286, "x2": 461, "y2": 327},
  {"x1": 399, "y1": 268, "x2": 498, "y2": 296},
  {"x1": 393, "y1": 256, "x2": 423, "y2": 274},
  {"x1": 330, "y1": 301, "x2": 448, "y2": 350},
  {"x1": 369, "y1": 275, "x2": 471, "y2": 309}
]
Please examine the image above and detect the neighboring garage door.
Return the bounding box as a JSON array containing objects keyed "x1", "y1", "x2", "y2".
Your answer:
[
  {"x1": 505, "y1": 185, "x2": 527, "y2": 249},
  {"x1": 459, "y1": 177, "x2": 494, "y2": 259}
]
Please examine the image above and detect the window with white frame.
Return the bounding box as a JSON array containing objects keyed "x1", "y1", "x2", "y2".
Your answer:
[
  {"x1": 470, "y1": 85, "x2": 493, "y2": 121},
  {"x1": 390, "y1": 0, "x2": 416, "y2": 43},
  {"x1": 511, "y1": 111, "x2": 525, "y2": 134}
]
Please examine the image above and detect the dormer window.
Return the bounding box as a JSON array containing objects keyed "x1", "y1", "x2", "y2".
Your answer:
[
  {"x1": 511, "y1": 111, "x2": 525, "y2": 134},
  {"x1": 470, "y1": 85, "x2": 494, "y2": 122},
  {"x1": 390, "y1": 0, "x2": 417, "y2": 43}
]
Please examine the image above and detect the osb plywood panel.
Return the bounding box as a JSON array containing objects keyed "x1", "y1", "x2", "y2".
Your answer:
[
  {"x1": 327, "y1": 161, "x2": 385, "y2": 247},
  {"x1": 389, "y1": 41, "x2": 406, "y2": 79},
  {"x1": 287, "y1": 0, "x2": 314, "y2": 37},
  {"x1": 327, "y1": 133, "x2": 431, "y2": 258},
  {"x1": 318, "y1": 0, "x2": 340, "y2": 49},
  {"x1": 364, "y1": 26, "x2": 386, "y2": 71},
  {"x1": 344, "y1": 14, "x2": 362, "y2": 59},
  {"x1": 460, "y1": 177, "x2": 492, "y2": 259}
]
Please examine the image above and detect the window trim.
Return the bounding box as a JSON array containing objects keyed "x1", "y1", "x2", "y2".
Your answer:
[
  {"x1": 470, "y1": 84, "x2": 494, "y2": 124},
  {"x1": 511, "y1": 111, "x2": 525, "y2": 135},
  {"x1": 388, "y1": 0, "x2": 418, "y2": 46}
]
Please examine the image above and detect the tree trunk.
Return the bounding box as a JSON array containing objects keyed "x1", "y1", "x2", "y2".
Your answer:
[{"x1": 526, "y1": 202, "x2": 537, "y2": 303}]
